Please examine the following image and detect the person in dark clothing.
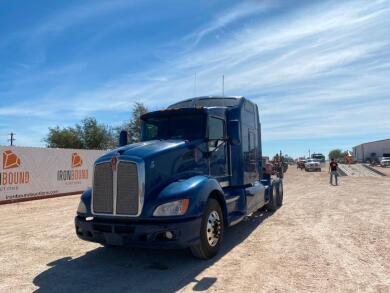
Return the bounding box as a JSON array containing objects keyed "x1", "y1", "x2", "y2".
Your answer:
[
  {"x1": 263, "y1": 161, "x2": 273, "y2": 183},
  {"x1": 329, "y1": 158, "x2": 339, "y2": 185}
]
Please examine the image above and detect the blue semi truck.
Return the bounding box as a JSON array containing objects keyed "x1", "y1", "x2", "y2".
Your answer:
[{"x1": 75, "y1": 96, "x2": 283, "y2": 259}]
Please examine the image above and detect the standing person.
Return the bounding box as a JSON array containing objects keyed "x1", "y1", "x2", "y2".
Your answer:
[
  {"x1": 263, "y1": 160, "x2": 273, "y2": 182},
  {"x1": 329, "y1": 158, "x2": 339, "y2": 185}
]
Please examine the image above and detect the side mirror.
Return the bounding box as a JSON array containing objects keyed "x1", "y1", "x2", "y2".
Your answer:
[
  {"x1": 228, "y1": 120, "x2": 241, "y2": 145},
  {"x1": 207, "y1": 139, "x2": 219, "y2": 153},
  {"x1": 119, "y1": 130, "x2": 128, "y2": 147}
]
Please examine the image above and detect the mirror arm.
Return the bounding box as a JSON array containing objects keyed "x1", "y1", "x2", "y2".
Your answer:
[{"x1": 207, "y1": 138, "x2": 226, "y2": 154}]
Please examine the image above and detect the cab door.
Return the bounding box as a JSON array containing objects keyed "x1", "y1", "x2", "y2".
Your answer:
[{"x1": 208, "y1": 117, "x2": 229, "y2": 184}]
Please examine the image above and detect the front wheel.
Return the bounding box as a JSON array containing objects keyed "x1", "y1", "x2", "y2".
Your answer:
[{"x1": 190, "y1": 198, "x2": 224, "y2": 259}]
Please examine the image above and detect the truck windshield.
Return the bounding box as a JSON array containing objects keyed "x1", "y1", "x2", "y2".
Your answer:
[
  {"x1": 312, "y1": 154, "x2": 324, "y2": 159},
  {"x1": 141, "y1": 114, "x2": 204, "y2": 141}
]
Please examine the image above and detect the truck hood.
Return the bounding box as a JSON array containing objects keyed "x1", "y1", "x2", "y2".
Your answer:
[
  {"x1": 95, "y1": 139, "x2": 208, "y2": 205},
  {"x1": 96, "y1": 139, "x2": 200, "y2": 163}
]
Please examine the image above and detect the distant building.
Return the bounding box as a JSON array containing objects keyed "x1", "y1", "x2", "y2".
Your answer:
[{"x1": 353, "y1": 138, "x2": 390, "y2": 162}]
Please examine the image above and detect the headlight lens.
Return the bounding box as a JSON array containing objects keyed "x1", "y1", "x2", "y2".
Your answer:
[
  {"x1": 153, "y1": 199, "x2": 189, "y2": 217},
  {"x1": 77, "y1": 200, "x2": 87, "y2": 214}
]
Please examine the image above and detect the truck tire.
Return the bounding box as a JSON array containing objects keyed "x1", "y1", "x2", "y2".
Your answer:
[
  {"x1": 276, "y1": 181, "x2": 283, "y2": 207},
  {"x1": 265, "y1": 184, "x2": 278, "y2": 211},
  {"x1": 190, "y1": 198, "x2": 224, "y2": 259}
]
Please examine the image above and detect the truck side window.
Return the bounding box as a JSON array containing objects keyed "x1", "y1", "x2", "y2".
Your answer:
[
  {"x1": 143, "y1": 124, "x2": 158, "y2": 140},
  {"x1": 208, "y1": 117, "x2": 228, "y2": 177},
  {"x1": 208, "y1": 117, "x2": 224, "y2": 140},
  {"x1": 243, "y1": 101, "x2": 256, "y2": 128},
  {"x1": 249, "y1": 131, "x2": 256, "y2": 160},
  {"x1": 208, "y1": 117, "x2": 225, "y2": 152},
  {"x1": 243, "y1": 129, "x2": 258, "y2": 183}
]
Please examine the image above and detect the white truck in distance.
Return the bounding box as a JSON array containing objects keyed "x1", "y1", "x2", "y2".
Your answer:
[
  {"x1": 380, "y1": 157, "x2": 390, "y2": 167},
  {"x1": 304, "y1": 159, "x2": 321, "y2": 172}
]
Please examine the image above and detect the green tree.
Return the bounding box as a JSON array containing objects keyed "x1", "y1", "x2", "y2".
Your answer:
[
  {"x1": 44, "y1": 117, "x2": 116, "y2": 149},
  {"x1": 328, "y1": 149, "x2": 343, "y2": 160},
  {"x1": 123, "y1": 102, "x2": 149, "y2": 143},
  {"x1": 44, "y1": 126, "x2": 84, "y2": 149},
  {"x1": 45, "y1": 102, "x2": 149, "y2": 149},
  {"x1": 80, "y1": 117, "x2": 116, "y2": 149}
]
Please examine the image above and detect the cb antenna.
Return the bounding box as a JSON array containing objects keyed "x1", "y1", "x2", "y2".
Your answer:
[
  {"x1": 222, "y1": 74, "x2": 225, "y2": 97},
  {"x1": 222, "y1": 75, "x2": 226, "y2": 107},
  {"x1": 194, "y1": 72, "x2": 197, "y2": 97}
]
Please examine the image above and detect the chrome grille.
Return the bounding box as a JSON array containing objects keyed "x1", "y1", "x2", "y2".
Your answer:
[
  {"x1": 92, "y1": 162, "x2": 113, "y2": 214},
  {"x1": 116, "y1": 161, "x2": 139, "y2": 215},
  {"x1": 92, "y1": 159, "x2": 142, "y2": 216}
]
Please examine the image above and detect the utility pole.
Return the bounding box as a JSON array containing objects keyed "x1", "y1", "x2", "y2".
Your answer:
[{"x1": 8, "y1": 132, "x2": 16, "y2": 146}]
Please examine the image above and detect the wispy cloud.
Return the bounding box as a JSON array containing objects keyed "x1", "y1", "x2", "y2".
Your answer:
[
  {"x1": 1, "y1": 0, "x2": 389, "y2": 154},
  {"x1": 1, "y1": 1, "x2": 135, "y2": 44},
  {"x1": 174, "y1": 0, "x2": 281, "y2": 52},
  {"x1": 36, "y1": 1, "x2": 136, "y2": 36}
]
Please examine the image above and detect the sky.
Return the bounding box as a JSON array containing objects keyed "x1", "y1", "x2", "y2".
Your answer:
[{"x1": 0, "y1": 0, "x2": 389, "y2": 158}]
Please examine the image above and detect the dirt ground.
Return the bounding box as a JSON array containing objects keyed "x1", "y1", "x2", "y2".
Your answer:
[
  {"x1": 373, "y1": 165, "x2": 390, "y2": 176},
  {"x1": 0, "y1": 167, "x2": 389, "y2": 293}
]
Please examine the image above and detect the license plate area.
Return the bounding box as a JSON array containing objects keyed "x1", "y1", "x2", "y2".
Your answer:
[{"x1": 104, "y1": 233, "x2": 124, "y2": 246}]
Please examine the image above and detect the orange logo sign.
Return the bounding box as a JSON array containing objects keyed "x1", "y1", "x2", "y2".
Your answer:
[
  {"x1": 71, "y1": 153, "x2": 83, "y2": 168},
  {"x1": 3, "y1": 150, "x2": 21, "y2": 169}
]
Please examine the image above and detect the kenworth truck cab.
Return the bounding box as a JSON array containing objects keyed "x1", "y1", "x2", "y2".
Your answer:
[{"x1": 75, "y1": 96, "x2": 283, "y2": 259}]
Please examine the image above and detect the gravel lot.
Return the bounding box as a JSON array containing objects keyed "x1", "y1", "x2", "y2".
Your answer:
[
  {"x1": 373, "y1": 165, "x2": 390, "y2": 176},
  {"x1": 0, "y1": 167, "x2": 389, "y2": 292}
]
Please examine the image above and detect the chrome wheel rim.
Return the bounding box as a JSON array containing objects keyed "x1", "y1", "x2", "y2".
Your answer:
[{"x1": 206, "y1": 210, "x2": 221, "y2": 247}]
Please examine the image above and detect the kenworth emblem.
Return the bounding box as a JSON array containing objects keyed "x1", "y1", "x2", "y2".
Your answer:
[{"x1": 111, "y1": 155, "x2": 118, "y2": 171}]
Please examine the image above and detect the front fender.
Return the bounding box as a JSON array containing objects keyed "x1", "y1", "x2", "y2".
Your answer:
[
  {"x1": 78, "y1": 188, "x2": 92, "y2": 216},
  {"x1": 155, "y1": 175, "x2": 224, "y2": 218}
]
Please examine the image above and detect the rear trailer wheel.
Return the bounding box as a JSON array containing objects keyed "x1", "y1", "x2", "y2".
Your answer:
[
  {"x1": 265, "y1": 184, "x2": 278, "y2": 211},
  {"x1": 277, "y1": 181, "x2": 283, "y2": 207},
  {"x1": 190, "y1": 198, "x2": 224, "y2": 259}
]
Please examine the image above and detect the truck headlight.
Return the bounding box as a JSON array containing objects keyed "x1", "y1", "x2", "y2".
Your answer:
[
  {"x1": 153, "y1": 199, "x2": 189, "y2": 217},
  {"x1": 77, "y1": 200, "x2": 87, "y2": 214}
]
